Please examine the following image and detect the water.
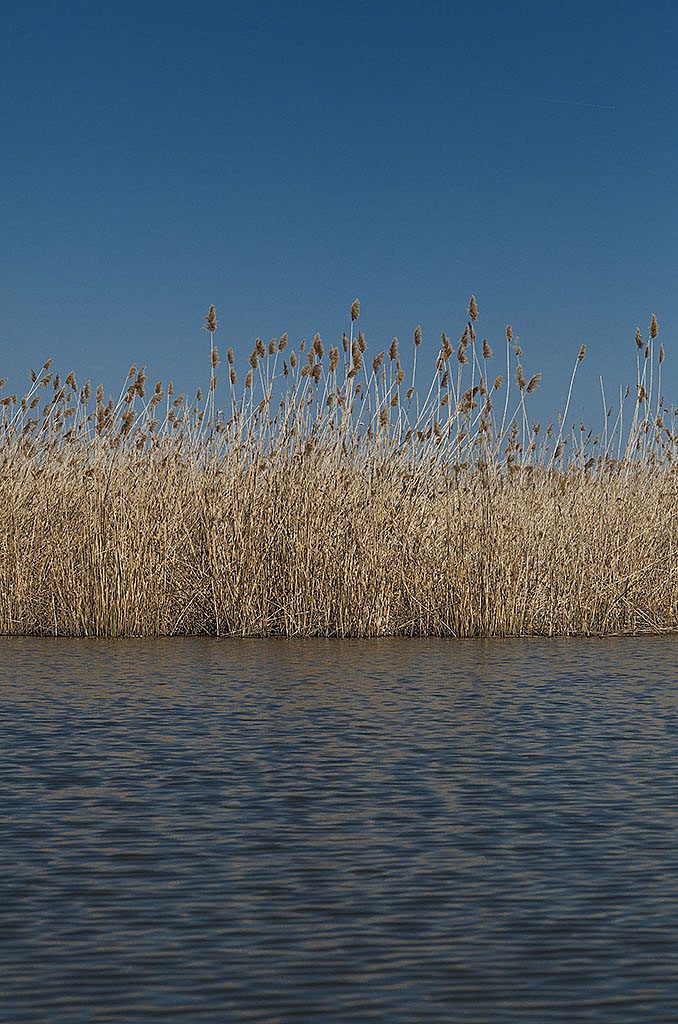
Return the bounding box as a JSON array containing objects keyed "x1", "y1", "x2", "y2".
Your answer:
[{"x1": 0, "y1": 637, "x2": 676, "y2": 1023}]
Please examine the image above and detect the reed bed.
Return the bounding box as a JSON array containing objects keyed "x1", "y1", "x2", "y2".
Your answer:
[{"x1": 1, "y1": 299, "x2": 676, "y2": 637}]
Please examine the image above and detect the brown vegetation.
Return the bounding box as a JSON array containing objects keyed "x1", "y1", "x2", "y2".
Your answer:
[{"x1": 0, "y1": 298, "x2": 675, "y2": 637}]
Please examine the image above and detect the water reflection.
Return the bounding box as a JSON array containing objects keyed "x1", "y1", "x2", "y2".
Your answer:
[{"x1": 1, "y1": 638, "x2": 676, "y2": 1022}]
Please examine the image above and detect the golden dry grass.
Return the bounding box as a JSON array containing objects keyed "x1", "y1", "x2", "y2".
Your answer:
[{"x1": 1, "y1": 298, "x2": 676, "y2": 637}]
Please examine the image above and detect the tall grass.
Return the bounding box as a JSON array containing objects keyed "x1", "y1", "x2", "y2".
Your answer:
[{"x1": 1, "y1": 298, "x2": 675, "y2": 637}]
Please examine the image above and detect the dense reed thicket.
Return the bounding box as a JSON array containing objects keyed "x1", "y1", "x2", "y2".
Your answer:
[{"x1": 1, "y1": 298, "x2": 676, "y2": 637}]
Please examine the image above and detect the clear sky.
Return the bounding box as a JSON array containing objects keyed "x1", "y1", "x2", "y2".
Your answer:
[{"x1": 2, "y1": 0, "x2": 676, "y2": 423}]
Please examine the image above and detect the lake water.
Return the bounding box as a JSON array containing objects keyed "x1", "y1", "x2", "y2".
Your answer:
[{"x1": 0, "y1": 637, "x2": 676, "y2": 1023}]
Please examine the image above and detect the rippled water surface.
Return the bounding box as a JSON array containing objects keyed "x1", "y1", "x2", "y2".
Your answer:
[{"x1": 1, "y1": 637, "x2": 676, "y2": 1023}]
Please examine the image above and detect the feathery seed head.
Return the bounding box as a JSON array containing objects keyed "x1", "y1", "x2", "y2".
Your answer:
[
  {"x1": 204, "y1": 305, "x2": 217, "y2": 333},
  {"x1": 350, "y1": 299, "x2": 361, "y2": 322}
]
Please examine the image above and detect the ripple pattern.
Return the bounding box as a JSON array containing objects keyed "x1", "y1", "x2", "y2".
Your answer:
[{"x1": 1, "y1": 637, "x2": 676, "y2": 1022}]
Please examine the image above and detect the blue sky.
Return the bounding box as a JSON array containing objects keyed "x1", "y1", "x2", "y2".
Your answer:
[{"x1": 2, "y1": 0, "x2": 676, "y2": 422}]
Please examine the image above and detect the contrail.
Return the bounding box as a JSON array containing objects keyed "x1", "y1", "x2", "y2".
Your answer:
[
  {"x1": 531, "y1": 94, "x2": 616, "y2": 111},
  {"x1": 495, "y1": 89, "x2": 616, "y2": 111}
]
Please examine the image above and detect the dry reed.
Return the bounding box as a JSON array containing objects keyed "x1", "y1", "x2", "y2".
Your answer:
[{"x1": 0, "y1": 299, "x2": 675, "y2": 637}]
